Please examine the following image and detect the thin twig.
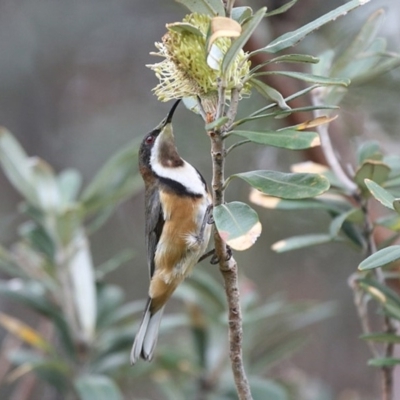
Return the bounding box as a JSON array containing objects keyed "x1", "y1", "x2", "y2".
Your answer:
[
  {"x1": 207, "y1": 82, "x2": 253, "y2": 399},
  {"x1": 226, "y1": 87, "x2": 240, "y2": 129},
  {"x1": 348, "y1": 274, "x2": 380, "y2": 358},
  {"x1": 216, "y1": 78, "x2": 226, "y2": 121},
  {"x1": 355, "y1": 198, "x2": 395, "y2": 400},
  {"x1": 224, "y1": 0, "x2": 235, "y2": 18},
  {"x1": 382, "y1": 315, "x2": 395, "y2": 400},
  {"x1": 196, "y1": 96, "x2": 208, "y2": 121},
  {"x1": 364, "y1": 202, "x2": 395, "y2": 400},
  {"x1": 311, "y1": 88, "x2": 357, "y2": 193}
]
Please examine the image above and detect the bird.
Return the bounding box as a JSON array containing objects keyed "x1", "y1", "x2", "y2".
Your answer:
[{"x1": 131, "y1": 99, "x2": 212, "y2": 364}]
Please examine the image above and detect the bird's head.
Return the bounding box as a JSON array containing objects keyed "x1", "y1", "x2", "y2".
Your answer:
[{"x1": 139, "y1": 99, "x2": 182, "y2": 181}]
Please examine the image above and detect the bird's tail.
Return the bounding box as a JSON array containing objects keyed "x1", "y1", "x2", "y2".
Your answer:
[{"x1": 130, "y1": 298, "x2": 165, "y2": 364}]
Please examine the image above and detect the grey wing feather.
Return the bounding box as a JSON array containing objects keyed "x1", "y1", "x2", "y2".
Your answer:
[{"x1": 145, "y1": 186, "x2": 164, "y2": 278}]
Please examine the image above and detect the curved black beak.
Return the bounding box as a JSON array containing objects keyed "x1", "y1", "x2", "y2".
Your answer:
[
  {"x1": 152, "y1": 99, "x2": 181, "y2": 132},
  {"x1": 165, "y1": 99, "x2": 181, "y2": 124}
]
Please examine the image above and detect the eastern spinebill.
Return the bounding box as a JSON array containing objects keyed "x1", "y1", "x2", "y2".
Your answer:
[{"x1": 131, "y1": 99, "x2": 212, "y2": 364}]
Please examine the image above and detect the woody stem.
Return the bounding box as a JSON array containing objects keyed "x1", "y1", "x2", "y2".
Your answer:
[{"x1": 208, "y1": 82, "x2": 253, "y2": 400}]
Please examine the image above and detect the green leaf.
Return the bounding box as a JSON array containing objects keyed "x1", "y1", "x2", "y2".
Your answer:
[
  {"x1": 253, "y1": 0, "x2": 370, "y2": 54},
  {"x1": 167, "y1": 22, "x2": 204, "y2": 36},
  {"x1": 58, "y1": 169, "x2": 82, "y2": 204},
  {"x1": 205, "y1": 116, "x2": 229, "y2": 130},
  {"x1": 18, "y1": 222, "x2": 55, "y2": 259},
  {"x1": 81, "y1": 140, "x2": 142, "y2": 215},
  {"x1": 175, "y1": 0, "x2": 224, "y2": 15},
  {"x1": 264, "y1": 0, "x2": 298, "y2": 17},
  {"x1": 251, "y1": 336, "x2": 308, "y2": 373},
  {"x1": 86, "y1": 205, "x2": 115, "y2": 234},
  {"x1": 368, "y1": 358, "x2": 400, "y2": 367},
  {"x1": 361, "y1": 333, "x2": 400, "y2": 344},
  {"x1": 67, "y1": 229, "x2": 97, "y2": 342},
  {"x1": 386, "y1": 177, "x2": 400, "y2": 189},
  {"x1": 178, "y1": 268, "x2": 227, "y2": 313},
  {"x1": 355, "y1": 161, "x2": 391, "y2": 191},
  {"x1": 99, "y1": 299, "x2": 145, "y2": 329},
  {"x1": 356, "y1": 141, "x2": 382, "y2": 164},
  {"x1": 255, "y1": 71, "x2": 350, "y2": 86},
  {"x1": 243, "y1": 84, "x2": 319, "y2": 119},
  {"x1": 231, "y1": 7, "x2": 253, "y2": 24},
  {"x1": 0, "y1": 281, "x2": 75, "y2": 357},
  {"x1": 364, "y1": 179, "x2": 395, "y2": 210},
  {"x1": 258, "y1": 54, "x2": 319, "y2": 69},
  {"x1": 394, "y1": 200, "x2": 400, "y2": 215},
  {"x1": 250, "y1": 79, "x2": 290, "y2": 110},
  {"x1": 0, "y1": 128, "x2": 39, "y2": 206},
  {"x1": 221, "y1": 7, "x2": 266, "y2": 74},
  {"x1": 353, "y1": 56, "x2": 400, "y2": 85},
  {"x1": 96, "y1": 249, "x2": 135, "y2": 280},
  {"x1": 384, "y1": 155, "x2": 400, "y2": 177},
  {"x1": 0, "y1": 312, "x2": 54, "y2": 353},
  {"x1": 96, "y1": 285, "x2": 125, "y2": 329},
  {"x1": 249, "y1": 378, "x2": 288, "y2": 400},
  {"x1": 375, "y1": 215, "x2": 400, "y2": 232},
  {"x1": 329, "y1": 208, "x2": 363, "y2": 237},
  {"x1": 0, "y1": 246, "x2": 29, "y2": 278},
  {"x1": 272, "y1": 234, "x2": 333, "y2": 252},
  {"x1": 31, "y1": 159, "x2": 62, "y2": 211},
  {"x1": 8, "y1": 348, "x2": 44, "y2": 365},
  {"x1": 55, "y1": 205, "x2": 83, "y2": 246},
  {"x1": 9, "y1": 350, "x2": 70, "y2": 392},
  {"x1": 231, "y1": 129, "x2": 320, "y2": 150},
  {"x1": 358, "y1": 245, "x2": 400, "y2": 270},
  {"x1": 331, "y1": 9, "x2": 385, "y2": 77},
  {"x1": 358, "y1": 278, "x2": 400, "y2": 308},
  {"x1": 214, "y1": 201, "x2": 261, "y2": 251},
  {"x1": 250, "y1": 54, "x2": 320, "y2": 74},
  {"x1": 91, "y1": 352, "x2": 130, "y2": 375},
  {"x1": 359, "y1": 278, "x2": 400, "y2": 321},
  {"x1": 234, "y1": 105, "x2": 338, "y2": 126},
  {"x1": 345, "y1": 37, "x2": 387, "y2": 81},
  {"x1": 75, "y1": 375, "x2": 123, "y2": 400},
  {"x1": 231, "y1": 170, "x2": 330, "y2": 199},
  {"x1": 249, "y1": 191, "x2": 349, "y2": 213}
]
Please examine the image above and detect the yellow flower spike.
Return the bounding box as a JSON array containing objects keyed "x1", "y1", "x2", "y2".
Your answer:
[{"x1": 147, "y1": 13, "x2": 252, "y2": 103}]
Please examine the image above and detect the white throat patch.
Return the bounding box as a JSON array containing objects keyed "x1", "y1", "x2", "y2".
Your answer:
[{"x1": 150, "y1": 138, "x2": 206, "y2": 196}]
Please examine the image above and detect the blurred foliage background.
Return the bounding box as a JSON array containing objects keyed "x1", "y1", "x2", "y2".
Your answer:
[{"x1": 0, "y1": 0, "x2": 399, "y2": 399}]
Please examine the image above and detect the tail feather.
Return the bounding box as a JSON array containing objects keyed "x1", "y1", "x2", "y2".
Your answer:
[{"x1": 131, "y1": 299, "x2": 165, "y2": 364}]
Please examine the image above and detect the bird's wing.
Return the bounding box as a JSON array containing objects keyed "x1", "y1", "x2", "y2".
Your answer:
[{"x1": 145, "y1": 186, "x2": 165, "y2": 278}]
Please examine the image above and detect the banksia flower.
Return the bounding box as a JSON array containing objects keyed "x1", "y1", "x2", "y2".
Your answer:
[{"x1": 147, "y1": 13, "x2": 251, "y2": 109}]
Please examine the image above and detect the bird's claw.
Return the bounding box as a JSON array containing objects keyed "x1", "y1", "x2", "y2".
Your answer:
[{"x1": 209, "y1": 246, "x2": 232, "y2": 265}]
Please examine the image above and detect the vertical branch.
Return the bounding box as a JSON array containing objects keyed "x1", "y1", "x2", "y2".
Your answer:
[
  {"x1": 364, "y1": 202, "x2": 395, "y2": 400},
  {"x1": 382, "y1": 316, "x2": 395, "y2": 400},
  {"x1": 208, "y1": 84, "x2": 253, "y2": 400},
  {"x1": 314, "y1": 100, "x2": 395, "y2": 399}
]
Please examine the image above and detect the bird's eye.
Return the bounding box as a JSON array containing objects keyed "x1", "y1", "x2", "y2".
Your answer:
[{"x1": 145, "y1": 136, "x2": 154, "y2": 145}]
